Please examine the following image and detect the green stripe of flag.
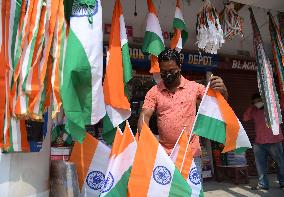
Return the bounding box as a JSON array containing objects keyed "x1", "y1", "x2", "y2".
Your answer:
[
  {"x1": 142, "y1": 31, "x2": 165, "y2": 57},
  {"x1": 169, "y1": 168, "x2": 192, "y2": 196},
  {"x1": 61, "y1": 29, "x2": 93, "y2": 142},
  {"x1": 104, "y1": 167, "x2": 132, "y2": 197},
  {"x1": 193, "y1": 114, "x2": 226, "y2": 144},
  {"x1": 122, "y1": 43, "x2": 132, "y2": 99},
  {"x1": 11, "y1": 0, "x2": 23, "y2": 69},
  {"x1": 173, "y1": 18, "x2": 188, "y2": 45}
]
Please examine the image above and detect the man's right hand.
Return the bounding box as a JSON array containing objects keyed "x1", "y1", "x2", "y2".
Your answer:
[{"x1": 138, "y1": 108, "x2": 154, "y2": 133}]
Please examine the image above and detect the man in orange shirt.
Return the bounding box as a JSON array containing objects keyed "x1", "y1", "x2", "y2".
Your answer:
[{"x1": 138, "y1": 49, "x2": 228, "y2": 179}]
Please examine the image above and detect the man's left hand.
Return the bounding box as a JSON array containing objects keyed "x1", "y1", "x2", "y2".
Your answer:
[{"x1": 210, "y1": 76, "x2": 228, "y2": 99}]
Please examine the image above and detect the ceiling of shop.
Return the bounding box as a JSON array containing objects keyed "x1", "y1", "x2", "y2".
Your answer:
[{"x1": 101, "y1": 0, "x2": 282, "y2": 58}]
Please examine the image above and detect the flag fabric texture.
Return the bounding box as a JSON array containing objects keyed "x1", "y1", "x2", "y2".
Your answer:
[
  {"x1": 268, "y1": 12, "x2": 284, "y2": 108},
  {"x1": 193, "y1": 87, "x2": 251, "y2": 153},
  {"x1": 61, "y1": 0, "x2": 106, "y2": 142},
  {"x1": 69, "y1": 133, "x2": 111, "y2": 197},
  {"x1": 102, "y1": 0, "x2": 132, "y2": 145},
  {"x1": 249, "y1": 8, "x2": 282, "y2": 135},
  {"x1": 128, "y1": 122, "x2": 192, "y2": 197},
  {"x1": 170, "y1": 0, "x2": 188, "y2": 51},
  {"x1": 142, "y1": 0, "x2": 165, "y2": 74},
  {"x1": 101, "y1": 122, "x2": 137, "y2": 196}
]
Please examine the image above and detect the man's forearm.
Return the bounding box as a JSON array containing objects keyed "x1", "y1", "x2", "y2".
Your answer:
[{"x1": 137, "y1": 113, "x2": 150, "y2": 133}]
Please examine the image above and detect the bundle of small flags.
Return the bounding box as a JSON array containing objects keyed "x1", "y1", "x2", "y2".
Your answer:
[
  {"x1": 220, "y1": 2, "x2": 244, "y2": 40},
  {"x1": 196, "y1": 0, "x2": 225, "y2": 54}
]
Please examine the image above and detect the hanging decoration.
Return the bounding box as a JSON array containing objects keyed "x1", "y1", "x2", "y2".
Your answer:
[
  {"x1": 220, "y1": 2, "x2": 244, "y2": 40},
  {"x1": 0, "y1": 0, "x2": 65, "y2": 153},
  {"x1": 268, "y1": 12, "x2": 284, "y2": 108},
  {"x1": 249, "y1": 8, "x2": 282, "y2": 135},
  {"x1": 196, "y1": 0, "x2": 224, "y2": 54}
]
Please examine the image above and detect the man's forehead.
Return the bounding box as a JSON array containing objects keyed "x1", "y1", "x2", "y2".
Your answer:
[{"x1": 159, "y1": 60, "x2": 179, "y2": 70}]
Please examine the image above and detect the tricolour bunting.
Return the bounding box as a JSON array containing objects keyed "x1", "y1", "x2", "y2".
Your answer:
[
  {"x1": 61, "y1": 0, "x2": 106, "y2": 142},
  {"x1": 249, "y1": 8, "x2": 282, "y2": 135},
  {"x1": 193, "y1": 87, "x2": 251, "y2": 153},
  {"x1": 69, "y1": 133, "x2": 110, "y2": 197},
  {"x1": 103, "y1": 0, "x2": 132, "y2": 145},
  {"x1": 128, "y1": 122, "x2": 191, "y2": 197}
]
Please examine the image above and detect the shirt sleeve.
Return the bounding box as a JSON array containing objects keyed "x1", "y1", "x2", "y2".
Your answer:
[
  {"x1": 196, "y1": 83, "x2": 206, "y2": 100},
  {"x1": 243, "y1": 106, "x2": 254, "y2": 121},
  {"x1": 142, "y1": 86, "x2": 157, "y2": 110}
]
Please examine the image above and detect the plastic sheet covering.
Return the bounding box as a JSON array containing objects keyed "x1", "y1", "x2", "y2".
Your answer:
[{"x1": 50, "y1": 161, "x2": 80, "y2": 197}]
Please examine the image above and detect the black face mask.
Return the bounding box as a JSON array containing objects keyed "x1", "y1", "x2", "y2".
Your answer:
[{"x1": 161, "y1": 70, "x2": 181, "y2": 86}]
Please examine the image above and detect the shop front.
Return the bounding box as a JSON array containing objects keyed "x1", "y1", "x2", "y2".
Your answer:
[{"x1": 117, "y1": 45, "x2": 266, "y2": 179}]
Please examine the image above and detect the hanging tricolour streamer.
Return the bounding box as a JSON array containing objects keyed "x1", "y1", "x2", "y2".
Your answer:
[
  {"x1": 268, "y1": 12, "x2": 284, "y2": 108},
  {"x1": 220, "y1": 2, "x2": 244, "y2": 41},
  {"x1": 196, "y1": 0, "x2": 224, "y2": 54},
  {"x1": 249, "y1": 8, "x2": 282, "y2": 135}
]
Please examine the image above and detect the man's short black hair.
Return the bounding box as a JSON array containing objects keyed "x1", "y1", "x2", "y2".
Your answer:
[
  {"x1": 158, "y1": 49, "x2": 181, "y2": 68},
  {"x1": 251, "y1": 93, "x2": 261, "y2": 101}
]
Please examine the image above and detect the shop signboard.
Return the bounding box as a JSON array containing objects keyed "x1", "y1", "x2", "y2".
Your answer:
[{"x1": 103, "y1": 45, "x2": 218, "y2": 71}]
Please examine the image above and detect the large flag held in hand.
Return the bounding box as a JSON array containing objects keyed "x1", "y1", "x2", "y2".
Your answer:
[
  {"x1": 69, "y1": 133, "x2": 111, "y2": 197},
  {"x1": 170, "y1": 0, "x2": 188, "y2": 51},
  {"x1": 61, "y1": 0, "x2": 106, "y2": 142},
  {"x1": 101, "y1": 122, "x2": 137, "y2": 196},
  {"x1": 142, "y1": 0, "x2": 165, "y2": 74},
  {"x1": 128, "y1": 122, "x2": 191, "y2": 197},
  {"x1": 103, "y1": 0, "x2": 132, "y2": 145},
  {"x1": 193, "y1": 87, "x2": 251, "y2": 153}
]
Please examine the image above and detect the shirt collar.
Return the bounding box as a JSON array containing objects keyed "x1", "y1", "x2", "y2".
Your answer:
[{"x1": 158, "y1": 76, "x2": 186, "y2": 91}]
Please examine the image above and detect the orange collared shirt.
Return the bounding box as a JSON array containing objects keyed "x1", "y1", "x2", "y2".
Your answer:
[{"x1": 143, "y1": 76, "x2": 205, "y2": 156}]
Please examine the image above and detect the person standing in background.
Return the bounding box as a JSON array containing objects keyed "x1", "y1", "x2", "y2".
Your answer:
[{"x1": 243, "y1": 93, "x2": 284, "y2": 190}]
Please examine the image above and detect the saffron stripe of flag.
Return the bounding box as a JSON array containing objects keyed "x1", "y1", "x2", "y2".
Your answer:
[
  {"x1": 170, "y1": 0, "x2": 188, "y2": 51},
  {"x1": 101, "y1": 121, "x2": 137, "y2": 196},
  {"x1": 61, "y1": 0, "x2": 106, "y2": 142},
  {"x1": 69, "y1": 133, "x2": 111, "y2": 196},
  {"x1": 128, "y1": 122, "x2": 191, "y2": 197},
  {"x1": 103, "y1": 0, "x2": 132, "y2": 145},
  {"x1": 142, "y1": 0, "x2": 165, "y2": 74},
  {"x1": 0, "y1": 0, "x2": 6, "y2": 148},
  {"x1": 193, "y1": 87, "x2": 251, "y2": 153}
]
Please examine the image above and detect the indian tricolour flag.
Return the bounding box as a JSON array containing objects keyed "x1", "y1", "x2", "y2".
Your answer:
[
  {"x1": 128, "y1": 122, "x2": 191, "y2": 196},
  {"x1": 170, "y1": 127, "x2": 188, "y2": 171},
  {"x1": 193, "y1": 86, "x2": 251, "y2": 153},
  {"x1": 61, "y1": 0, "x2": 106, "y2": 142},
  {"x1": 103, "y1": 0, "x2": 132, "y2": 145},
  {"x1": 101, "y1": 121, "x2": 137, "y2": 196},
  {"x1": 180, "y1": 143, "x2": 204, "y2": 197},
  {"x1": 170, "y1": 0, "x2": 188, "y2": 51},
  {"x1": 142, "y1": 0, "x2": 165, "y2": 74},
  {"x1": 69, "y1": 133, "x2": 111, "y2": 197}
]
